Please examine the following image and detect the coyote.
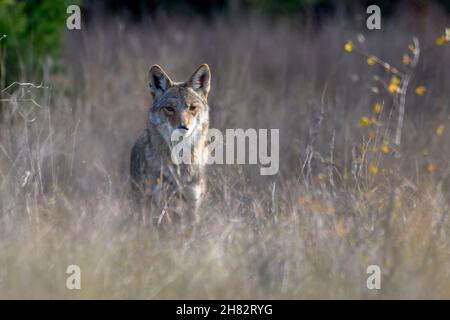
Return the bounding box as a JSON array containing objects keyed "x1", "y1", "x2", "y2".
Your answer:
[{"x1": 130, "y1": 64, "x2": 211, "y2": 222}]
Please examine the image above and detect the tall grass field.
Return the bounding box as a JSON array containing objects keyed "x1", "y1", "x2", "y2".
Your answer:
[{"x1": 1, "y1": 4, "x2": 450, "y2": 298}]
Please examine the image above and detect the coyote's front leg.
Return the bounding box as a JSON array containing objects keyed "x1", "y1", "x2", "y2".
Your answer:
[{"x1": 183, "y1": 179, "x2": 205, "y2": 224}]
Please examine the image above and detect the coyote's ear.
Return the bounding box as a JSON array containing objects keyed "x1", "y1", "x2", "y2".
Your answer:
[
  {"x1": 187, "y1": 64, "x2": 211, "y2": 100},
  {"x1": 149, "y1": 65, "x2": 173, "y2": 100}
]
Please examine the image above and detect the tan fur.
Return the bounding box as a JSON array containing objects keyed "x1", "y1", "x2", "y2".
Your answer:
[{"x1": 130, "y1": 64, "x2": 211, "y2": 224}]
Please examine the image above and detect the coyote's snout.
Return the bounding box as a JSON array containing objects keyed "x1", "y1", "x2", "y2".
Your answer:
[{"x1": 130, "y1": 64, "x2": 211, "y2": 222}]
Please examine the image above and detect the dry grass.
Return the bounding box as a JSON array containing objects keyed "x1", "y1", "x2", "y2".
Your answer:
[{"x1": 1, "y1": 7, "x2": 450, "y2": 299}]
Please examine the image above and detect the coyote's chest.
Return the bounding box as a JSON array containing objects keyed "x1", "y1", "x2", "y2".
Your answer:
[{"x1": 142, "y1": 129, "x2": 205, "y2": 199}]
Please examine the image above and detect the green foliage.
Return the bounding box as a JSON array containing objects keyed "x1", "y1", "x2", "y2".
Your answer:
[{"x1": 0, "y1": 0, "x2": 80, "y2": 84}]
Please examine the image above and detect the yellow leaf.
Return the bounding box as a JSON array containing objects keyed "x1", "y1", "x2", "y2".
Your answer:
[
  {"x1": 436, "y1": 35, "x2": 446, "y2": 46},
  {"x1": 402, "y1": 54, "x2": 410, "y2": 65},
  {"x1": 367, "y1": 55, "x2": 376, "y2": 65},
  {"x1": 415, "y1": 86, "x2": 426, "y2": 96},
  {"x1": 373, "y1": 102, "x2": 382, "y2": 114},
  {"x1": 369, "y1": 163, "x2": 379, "y2": 174},
  {"x1": 436, "y1": 123, "x2": 445, "y2": 136},
  {"x1": 381, "y1": 141, "x2": 390, "y2": 154},
  {"x1": 358, "y1": 116, "x2": 371, "y2": 128},
  {"x1": 387, "y1": 76, "x2": 401, "y2": 93},
  {"x1": 388, "y1": 82, "x2": 400, "y2": 93},
  {"x1": 391, "y1": 76, "x2": 400, "y2": 85},
  {"x1": 344, "y1": 41, "x2": 353, "y2": 53}
]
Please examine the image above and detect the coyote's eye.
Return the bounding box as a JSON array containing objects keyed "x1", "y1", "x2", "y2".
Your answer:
[
  {"x1": 189, "y1": 105, "x2": 198, "y2": 113},
  {"x1": 163, "y1": 106, "x2": 175, "y2": 114}
]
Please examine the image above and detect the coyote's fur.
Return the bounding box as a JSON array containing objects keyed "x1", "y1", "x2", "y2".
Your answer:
[{"x1": 130, "y1": 64, "x2": 211, "y2": 222}]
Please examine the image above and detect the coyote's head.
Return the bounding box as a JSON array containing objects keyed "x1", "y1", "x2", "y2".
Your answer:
[{"x1": 148, "y1": 64, "x2": 211, "y2": 147}]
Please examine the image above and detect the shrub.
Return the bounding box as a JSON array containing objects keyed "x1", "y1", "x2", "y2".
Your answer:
[{"x1": 0, "y1": 0, "x2": 79, "y2": 85}]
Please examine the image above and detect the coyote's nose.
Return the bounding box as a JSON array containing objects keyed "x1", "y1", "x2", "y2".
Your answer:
[{"x1": 178, "y1": 124, "x2": 189, "y2": 131}]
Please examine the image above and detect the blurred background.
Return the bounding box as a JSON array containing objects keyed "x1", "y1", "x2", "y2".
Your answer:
[{"x1": 1, "y1": 0, "x2": 450, "y2": 83}]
